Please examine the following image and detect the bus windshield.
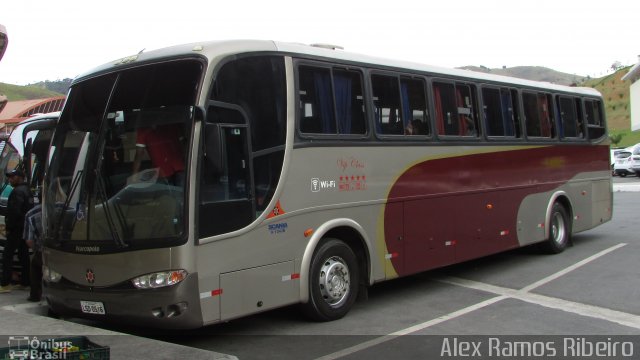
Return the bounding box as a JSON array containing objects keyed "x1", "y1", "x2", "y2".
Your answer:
[{"x1": 43, "y1": 59, "x2": 203, "y2": 252}]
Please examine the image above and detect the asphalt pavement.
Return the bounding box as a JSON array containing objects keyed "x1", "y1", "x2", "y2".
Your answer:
[
  {"x1": 0, "y1": 287, "x2": 236, "y2": 359},
  {"x1": 0, "y1": 177, "x2": 635, "y2": 359}
]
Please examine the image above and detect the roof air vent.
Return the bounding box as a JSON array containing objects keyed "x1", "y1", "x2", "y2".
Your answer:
[{"x1": 310, "y1": 43, "x2": 344, "y2": 50}]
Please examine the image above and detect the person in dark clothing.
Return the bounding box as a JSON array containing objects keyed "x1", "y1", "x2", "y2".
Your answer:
[
  {"x1": 0, "y1": 169, "x2": 33, "y2": 293},
  {"x1": 24, "y1": 201, "x2": 42, "y2": 301}
]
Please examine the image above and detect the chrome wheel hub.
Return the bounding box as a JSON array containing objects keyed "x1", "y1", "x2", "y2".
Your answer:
[
  {"x1": 318, "y1": 256, "x2": 350, "y2": 308},
  {"x1": 551, "y1": 212, "x2": 566, "y2": 245}
]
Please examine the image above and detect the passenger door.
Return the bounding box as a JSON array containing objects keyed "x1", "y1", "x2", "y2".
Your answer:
[{"x1": 199, "y1": 105, "x2": 254, "y2": 238}]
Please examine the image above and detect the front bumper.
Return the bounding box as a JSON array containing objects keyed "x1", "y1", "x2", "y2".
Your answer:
[{"x1": 44, "y1": 272, "x2": 203, "y2": 329}]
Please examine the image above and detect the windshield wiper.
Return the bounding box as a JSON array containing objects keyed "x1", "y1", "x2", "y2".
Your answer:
[
  {"x1": 94, "y1": 173, "x2": 129, "y2": 248},
  {"x1": 52, "y1": 169, "x2": 84, "y2": 242}
]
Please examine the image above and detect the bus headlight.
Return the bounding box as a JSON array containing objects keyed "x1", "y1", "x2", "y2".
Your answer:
[
  {"x1": 132, "y1": 270, "x2": 188, "y2": 289},
  {"x1": 43, "y1": 266, "x2": 62, "y2": 283}
]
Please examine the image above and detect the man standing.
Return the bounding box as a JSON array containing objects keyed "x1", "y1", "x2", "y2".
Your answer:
[
  {"x1": 24, "y1": 198, "x2": 42, "y2": 301},
  {"x1": 0, "y1": 169, "x2": 32, "y2": 293}
]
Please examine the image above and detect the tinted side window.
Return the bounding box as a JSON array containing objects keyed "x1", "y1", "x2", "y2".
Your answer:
[
  {"x1": 433, "y1": 81, "x2": 478, "y2": 137},
  {"x1": 400, "y1": 77, "x2": 430, "y2": 136},
  {"x1": 523, "y1": 92, "x2": 554, "y2": 138},
  {"x1": 211, "y1": 56, "x2": 287, "y2": 151},
  {"x1": 584, "y1": 99, "x2": 605, "y2": 139},
  {"x1": 482, "y1": 87, "x2": 503, "y2": 136},
  {"x1": 372, "y1": 74, "x2": 403, "y2": 135},
  {"x1": 557, "y1": 96, "x2": 584, "y2": 139},
  {"x1": 209, "y1": 56, "x2": 288, "y2": 226},
  {"x1": 298, "y1": 65, "x2": 366, "y2": 135},
  {"x1": 482, "y1": 87, "x2": 520, "y2": 138}
]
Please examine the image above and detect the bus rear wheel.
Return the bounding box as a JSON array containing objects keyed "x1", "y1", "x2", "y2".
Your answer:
[
  {"x1": 540, "y1": 202, "x2": 571, "y2": 254},
  {"x1": 303, "y1": 238, "x2": 359, "y2": 321}
]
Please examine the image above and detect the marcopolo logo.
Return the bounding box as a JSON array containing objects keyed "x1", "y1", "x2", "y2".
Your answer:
[{"x1": 311, "y1": 178, "x2": 336, "y2": 192}]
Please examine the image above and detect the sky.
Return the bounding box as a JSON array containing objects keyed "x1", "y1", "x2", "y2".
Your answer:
[{"x1": 0, "y1": 0, "x2": 638, "y2": 86}]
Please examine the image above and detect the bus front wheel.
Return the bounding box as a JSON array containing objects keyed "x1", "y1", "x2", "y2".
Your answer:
[
  {"x1": 540, "y1": 202, "x2": 571, "y2": 254},
  {"x1": 303, "y1": 238, "x2": 359, "y2": 321}
]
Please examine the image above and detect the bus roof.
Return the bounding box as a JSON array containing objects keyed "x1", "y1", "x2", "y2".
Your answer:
[{"x1": 74, "y1": 39, "x2": 600, "y2": 97}]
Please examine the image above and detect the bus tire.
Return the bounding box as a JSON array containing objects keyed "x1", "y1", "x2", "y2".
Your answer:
[
  {"x1": 303, "y1": 238, "x2": 359, "y2": 322},
  {"x1": 540, "y1": 202, "x2": 571, "y2": 254}
]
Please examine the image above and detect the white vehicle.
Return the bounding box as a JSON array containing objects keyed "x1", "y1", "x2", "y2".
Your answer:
[
  {"x1": 613, "y1": 150, "x2": 633, "y2": 176},
  {"x1": 627, "y1": 147, "x2": 640, "y2": 176}
]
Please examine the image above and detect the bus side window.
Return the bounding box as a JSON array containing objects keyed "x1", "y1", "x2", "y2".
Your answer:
[
  {"x1": 557, "y1": 96, "x2": 582, "y2": 139},
  {"x1": 372, "y1": 74, "x2": 403, "y2": 135},
  {"x1": 299, "y1": 66, "x2": 335, "y2": 134},
  {"x1": 483, "y1": 87, "x2": 504, "y2": 136},
  {"x1": 523, "y1": 92, "x2": 554, "y2": 138},
  {"x1": 400, "y1": 77, "x2": 430, "y2": 136},
  {"x1": 502, "y1": 88, "x2": 520, "y2": 137},
  {"x1": 298, "y1": 65, "x2": 366, "y2": 135},
  {"x1": 584, "y1": 99, "x2": 605, "y2": 140},
  {"x1": 455, "y1": 83, "x2": 478, "y2": 137}
]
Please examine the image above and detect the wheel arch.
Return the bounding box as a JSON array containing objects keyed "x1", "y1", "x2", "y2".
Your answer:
[
  {"x1": 545, "y1": 191, "x2": 574, "y2": 239},
  {"x1": 299, "y1": 218, "x2": 372, "y2": 303}
]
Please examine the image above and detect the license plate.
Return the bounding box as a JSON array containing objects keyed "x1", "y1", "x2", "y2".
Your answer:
[{"x1": 80, "y1": 300, "x2": 106, "y2": 315}]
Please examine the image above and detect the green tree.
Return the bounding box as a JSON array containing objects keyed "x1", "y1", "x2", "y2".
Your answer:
[{"x1": 610, "y1": 133, "x2": 624, "y2": 146}]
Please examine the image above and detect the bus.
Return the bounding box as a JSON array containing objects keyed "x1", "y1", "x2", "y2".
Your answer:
[
  {"x1": 0, "y1": 112, "x2": 59, "y2": 204},
  {"x1": 0, "y1": 112, "x2": 58, "y2": 282},
  {"x1": 41, "y1": 40, "x2": 612, "y2": 329}
]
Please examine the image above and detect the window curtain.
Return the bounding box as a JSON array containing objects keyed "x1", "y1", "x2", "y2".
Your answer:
[
  {"x1": 401, "y1": 82, "x2": 411, "y2": 131},
  {"x1": 434, "y1": 86, "x2": 444, "y2": 135},
  {"x1": 334, "y1": 74, "x2": 352, "y2": 134},
  {"x1": 537, "y1": 94, "x2": 551, "y2": 137},
  {"x1": 313, "y1": 72, "x2": 334, "y2": 133},
  {"x1": 455, "y1": 87, "x2": 467, "y2": 136},
  {"x1": 500, "y1": 89, "x2": 515, "y2": 136}
]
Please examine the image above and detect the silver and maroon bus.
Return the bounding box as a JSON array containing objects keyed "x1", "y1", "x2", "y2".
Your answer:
[{"x1": 42, "y1": 40, "x2": 612, "y2": 328}]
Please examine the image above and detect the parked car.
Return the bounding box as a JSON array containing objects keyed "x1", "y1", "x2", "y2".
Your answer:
[
  {"x1": 627, "y1": 148, "x2": 640, "y2": 177},
  {"x1": 613, "y1": 151, "x2": 634, "y2": 176},
  {"x1": 611, "y1": 148, "x2": 626, "y2": 168}
]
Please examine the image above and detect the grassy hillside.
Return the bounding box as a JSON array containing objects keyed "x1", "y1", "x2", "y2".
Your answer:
[
  {"x1": 0, "y1": 82, "x2": 64, "y2": 101},
  {"x1": 462, "y1": 65, "x2": 635, "y2": 147},
  {"x1": 459, "y1": 65, "x2": 585, "y2": 86},
  {"x1": 580, "y1": 66, "x2": 636, "y2": 147},
  {"x1": 581, "y1": 66, "x2": 631, "y2": 132}
]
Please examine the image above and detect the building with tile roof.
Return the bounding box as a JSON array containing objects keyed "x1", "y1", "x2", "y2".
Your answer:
[{"x1": 0, "y1": 96, "x2": 65, "y2": 134}]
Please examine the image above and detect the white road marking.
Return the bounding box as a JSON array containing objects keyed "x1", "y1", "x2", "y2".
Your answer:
[
  {"x1": 439, "y1": 276, "x2": 640, "y2": 330},
  {"x1": 315, "y1": 296, "x2": 508, "y2": 360},
  {"x1": 520, "y1": 243, "x2": 627, "y2": 292},
  {"x1": 613, "y1": 183, "x2": 640, "y2": 192},
  {"x1": 315, "y1": 243, "x2": 632, "y2": 360}
]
